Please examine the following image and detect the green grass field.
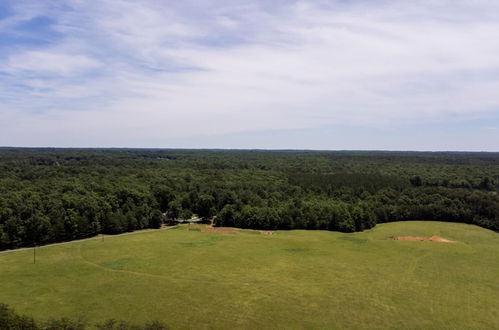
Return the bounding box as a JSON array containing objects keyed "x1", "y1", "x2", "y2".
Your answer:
[{"x1": 1, "y1": 221, "x2": 499, "y2": 329}]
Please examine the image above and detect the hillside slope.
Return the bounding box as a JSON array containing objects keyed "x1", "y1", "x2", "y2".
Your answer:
[{"x1": 1, "y1": 221, "x2": 498, "y2": 329}]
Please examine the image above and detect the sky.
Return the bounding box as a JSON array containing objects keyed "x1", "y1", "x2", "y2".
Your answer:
[{"x1": 1, "y1": 0, "x2": 499, "y2": 151}]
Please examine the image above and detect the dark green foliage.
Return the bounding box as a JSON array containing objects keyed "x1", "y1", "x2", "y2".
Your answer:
[
  {"x1": 43, "y1": 317, "x2": 87, "y2": 330},
  {"x1": 0, "y1": 303, "x2": 38, "y2": 330},
  {"x1": 0, "y1": 303, "x2": 167, "y2": 330},
  {"x1": 149, "y1": 210, "x2": 164, "y2": 229},
  {"x1": 1, "y1": 148, "x2": 499, "y2": 250},
  {"x1": 96, "y1": 319, "x2": 168, "y2": 330}
]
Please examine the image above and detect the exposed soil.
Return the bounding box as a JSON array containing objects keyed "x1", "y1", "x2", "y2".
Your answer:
[
  {"x1": 200, "y1": 225, "x2": 238, "y2": 235},
  {"x1": 393, "y1": 235, "x2": 455, "y2": 243},
  {"x1": 190, "y1": 224, "x2": 273, "y2": 236}
]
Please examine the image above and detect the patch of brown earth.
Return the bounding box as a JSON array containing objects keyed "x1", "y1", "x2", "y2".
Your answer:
[
  {"x1": 393, "y1": 235, "x2": 455, "y2": 243},
  {"x1": 201, "y1": 226, "x2": 238, "y2": 235},
  {"x1": 190, "y1": 224, "x2": 273, "y2": 236}
]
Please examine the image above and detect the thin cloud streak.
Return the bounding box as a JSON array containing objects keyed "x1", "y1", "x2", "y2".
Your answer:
[{"x1": 0, "y1": 0, "x2": 498, "y2": 149}]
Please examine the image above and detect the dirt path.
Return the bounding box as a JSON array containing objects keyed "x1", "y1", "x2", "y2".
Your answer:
[{"x1": 0, "y1": 225, "x2": 179, "y2": 255}]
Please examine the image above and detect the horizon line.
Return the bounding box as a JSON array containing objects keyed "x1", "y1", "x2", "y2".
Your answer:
[{"x1": 1, "y1": 146, "x2": 499, "y2": 154}]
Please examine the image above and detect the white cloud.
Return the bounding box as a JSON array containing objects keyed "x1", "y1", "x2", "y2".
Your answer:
[
  {"x1": 1, "y1": 0, "x2": 499, "y2": 148},
  {"x1": 216, "y1": 16, "x2": 239, "y2": 29},
  {"x1": 3, "y1": 50, "x2": 100, "y2": 75}
]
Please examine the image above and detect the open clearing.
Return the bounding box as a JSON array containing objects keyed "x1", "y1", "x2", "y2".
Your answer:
[{"x1": 1, "y1": 221, "x2": 499, "y2": 329}]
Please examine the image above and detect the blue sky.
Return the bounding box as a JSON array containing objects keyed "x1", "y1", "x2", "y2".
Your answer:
[{"x1": 1, "y1": 0, "x2": 499, "y2": 150}]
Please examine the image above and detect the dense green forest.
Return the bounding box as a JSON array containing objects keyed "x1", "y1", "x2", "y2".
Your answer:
[{"x1": 0, "y1": 148, "x2": 498, "y2": 250}]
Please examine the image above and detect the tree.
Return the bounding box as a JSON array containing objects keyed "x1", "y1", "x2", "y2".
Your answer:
[
  {"x1": 197, "y1": 194, "x2": 215, "y2": 220},
  {"x1": 102, "y1": 212, "x2": 125, "y2": 234},
  {"x1": 0, "y1": 225, "x2": 10, "y2": 249},
  {"x1": 152, "y1": 187, "x2": 175, "y2": 212},
  {"x1": 167, "y1": 200, "x2": 182, "y2": 220},
  {"x1": 479, "y1": 177, "x2": 494, "y2": 191},
  {"x1": 215, "y1": 205, "x2": 236, "y2": 227},
  {"x1": 332, "y1": 203, "x2": 355, "y2": 232},
  {"x1": 410, "y1": 176, "x2": 423, "y2": 187},
  {"x1": 24, "y1": 213, "x2": 52, "y2": 245},
  {"x1": 150, "y1": 210, "x2": 163, "y2": 228}
]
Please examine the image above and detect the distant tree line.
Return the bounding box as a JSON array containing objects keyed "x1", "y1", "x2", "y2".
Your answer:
[
  {"x1": 215, "y1": 187, "x2": 499, "y2": 232},
  {"x1": 0, "y1": 148, "x2": 498, "y2": 250}
]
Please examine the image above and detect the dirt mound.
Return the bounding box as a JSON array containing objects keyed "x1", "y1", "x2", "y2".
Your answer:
[{"x1": 393, "y1": 235, "x2": 455, "y2": 243}]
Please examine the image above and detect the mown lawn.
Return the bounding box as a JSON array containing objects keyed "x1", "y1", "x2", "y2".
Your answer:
[{"x1": 1, "y1": 221, "x2": 499, "y2": 329}]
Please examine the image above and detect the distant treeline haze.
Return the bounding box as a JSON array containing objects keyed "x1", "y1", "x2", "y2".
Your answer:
[{"x1": 0, "y1": 148, "x2": 498, "y2": 250}]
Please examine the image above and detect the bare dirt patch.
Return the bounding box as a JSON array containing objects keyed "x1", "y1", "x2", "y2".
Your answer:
[
  {"x1": 392, "y1": 235, "x2": 455, "y2": 243},
  {"x1": 201, "y1": 225, "x2": 238, "y2": 235},
  {"x1": 189, "y1": 224, "x2": 273, "y2": 236}
]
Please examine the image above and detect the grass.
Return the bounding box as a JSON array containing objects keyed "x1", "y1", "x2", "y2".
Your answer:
[{"x1": 1, "y1": 221, "x2": 499, "y2": 329}]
